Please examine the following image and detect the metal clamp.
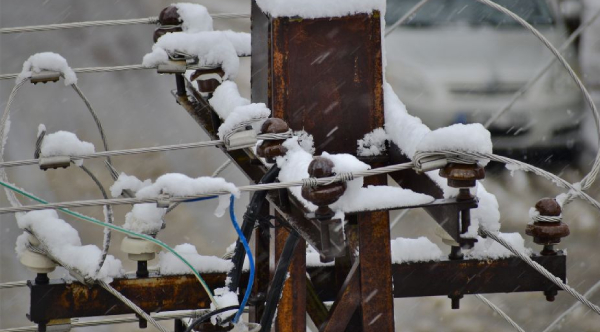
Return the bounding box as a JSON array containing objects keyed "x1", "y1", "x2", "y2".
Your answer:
[
  {"x1": 224, "y1": 130, "x2": 258, "y2": 151},
  {"x1": 157, "y1": 62, "x2": 186, "y2": 74},
  {"x1": 31, "y1": 71, "x2": 61, "y2": 84},
  {"x1": 39, "y1": 156, "x2": 71, "y2": 171},
  {"x1": 156, "y1": 193, "x2": 171, "y2": 208}
]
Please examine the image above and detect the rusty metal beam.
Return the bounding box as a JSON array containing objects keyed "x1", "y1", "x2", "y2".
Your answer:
[
  {"x1": 319, "y1": 260, "x2": 361, "y2": 332},
  {"x1": 27, "y1": 273, "x2": 234, "y2": 324},
  {"x1": 310, "y1": 252, "x2": 567, "y2": 302},
  {"x1": 27, "y1": 253, "x2": 566, "y2": 324},
  {"x1": 306, "y1": 277, "x2": 329, "y2": 328}
]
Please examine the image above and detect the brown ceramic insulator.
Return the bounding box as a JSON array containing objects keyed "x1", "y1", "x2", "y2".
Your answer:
[
  {"x1": 439, "y1": 163, "x2": 485, "y2": 188},
  {"x1": 256, "y1": 118, "x2": 289, "y2": 163},
  {"x1": 153, "y1": 26, "x2": 182, "y2": 43},
  {"x1": 525, "y1": 222, "x2": 570, "y2": 247},
  {"x1": 301, "y1": 157, "x2": 347, "y2": 219},
  {"x1": 190, "y1": 68, "x2": 226, "y2": 93},
  {"x1": 535, "y1": 198, "x2": 562, "y2": 216},
  {"x1": 158, "y1": 6, "x2": 181, "y2": 26}
]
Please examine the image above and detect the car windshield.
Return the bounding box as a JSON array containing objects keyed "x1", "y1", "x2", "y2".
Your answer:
[{"x1": 386, "y1": 0, "x2": 555, "y2": 28}]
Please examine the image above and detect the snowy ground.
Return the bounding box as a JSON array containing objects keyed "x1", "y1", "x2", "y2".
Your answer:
[{"x1": 1, "y1": 1, "x2": 600, "y2": 331}]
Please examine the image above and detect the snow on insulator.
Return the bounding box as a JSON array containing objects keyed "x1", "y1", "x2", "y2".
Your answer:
[
  {"x1": 384, "y1": 82, "x2": 501, "y2": 236},
  {"x1": 255, "y1": 0, "x2": 385, "y2": 19},
  {"x1": 275, "y1": 137, "x2": 434, "y2": 219},
  {"x1": 16, "y1": 52, "x2": 77, "y2": 86},
  {"x1": 174, "y1": 3, "x2": 214, "y2": 33},
  {"x1": 416, "y1": 123, "x2": 493, "y2": 159},
  {"x1": 143, "y1": 31, "x2": 250, "y2": 79},
  {"x1": 157, "y1": 243, "x2": 234, "y2": 275},
  {"x1": 217, "y1": 103, "x2": 271, "y2": 140},
  {"x1": 15, "y1": 210, "x2": 124, "y2": 282}
]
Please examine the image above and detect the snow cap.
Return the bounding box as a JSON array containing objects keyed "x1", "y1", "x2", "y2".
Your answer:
[{"x1": 17, "y1": 52, "x2": 77, "y2": 86}]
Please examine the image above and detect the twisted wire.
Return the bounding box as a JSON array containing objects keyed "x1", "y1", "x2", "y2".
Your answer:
[
  {"x1": 0, "y1": 63, "x2": 213, "y2": 80},
  {"x1": 77, "y1": 164, "x2": 114, "y2": 276},
  {"x1": 485, "y1": 7, "x2": 600, "y2": 129},
  {"x1": 542, "y1": 279, "x2": 600, "y2": 332},
  {"x1": 33, "y1": 128, "x2": 45, "y2": 159},
  {"x1": 474, "y1": 0, "x2": 600, "y2": 206},
  {"x1": 0, "y1": 309, "x2": 211, "y2": 332},
  {"x1": 532, "y1": 215, "x2": 562, "y2": 223},
  {"x1": 480, "y1": 228, "x2": 600, "y2": 316},
  {"x1": 385, "y1": 0, "x2": 431, "y2": 36},
  {"x1": 0, "y1": 13, "x2": 250, "y2": 34},
  {"x1": 212, "y1": 159, "x2": 232, "y2": 178},
  {"x1": 475, "y1": 294, "x2": 526, "y2": 332},
  {"x1": 0, "y1": 280, "x2": 27, "y2": 290},
  {"x1": 0, "y1": 162, "x2": 415, "y2": 214},
  {"x1": 0, "y1": 132, "x2": 292, "y2": 169},
  {"x1": 98, "y1": 280, "x2": 169, "y2": 332}
]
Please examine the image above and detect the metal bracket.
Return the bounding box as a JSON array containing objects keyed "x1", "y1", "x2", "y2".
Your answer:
[
  {"x1": 156, "y1": 193, "x2": 171, "y2": 208},
  {"x1": 157, "y1": 62, "x2": 186, "y2": 74}
]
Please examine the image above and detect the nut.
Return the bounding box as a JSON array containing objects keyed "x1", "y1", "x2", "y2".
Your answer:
[{"x1": 439, "y1": 163, "x2": 485, "y2": 188}]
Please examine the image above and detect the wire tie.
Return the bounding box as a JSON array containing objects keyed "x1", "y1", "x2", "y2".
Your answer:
[
  {"x1": 39, "y1": 156, "x2": 71, "y2": 171},
  {"x1": 302, "y1": 178, "x2": 319, "y2": 188},
  {"x1": 156, "y1": 193, "x2": 171, "y2": 209},
  {"x1": 30, "y1": 71, "x2": 61, "y2": 84}
]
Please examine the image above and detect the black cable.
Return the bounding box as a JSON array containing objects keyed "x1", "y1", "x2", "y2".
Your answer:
[
  {"x1": 259, "y1": 230, "x2": 300, "y2": 332},
  {"x1": 227, "y1": 165, "x2": 280, "y2": 293},
  {"x1": 184, "y1": 306, "x2": 239, "y2": 332}
]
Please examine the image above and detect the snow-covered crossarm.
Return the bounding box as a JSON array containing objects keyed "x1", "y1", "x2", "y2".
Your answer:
[
  {"x1": 16, "y1": 52, "x2": 77, "y2": 86},
  {"x1": 15, "y1": 210, "x2": 124, "y2": 282},
  {"x1": 255, "y1": 0, "x2": 385, "y2": 18}
]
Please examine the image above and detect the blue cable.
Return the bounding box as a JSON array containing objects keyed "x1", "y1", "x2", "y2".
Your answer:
[
  {"x1": 184, "y1": 195, "x2": 218, "y2": 203},
  {"x1": 229, "y1": 194, "x2": 255, "y2": 323}
]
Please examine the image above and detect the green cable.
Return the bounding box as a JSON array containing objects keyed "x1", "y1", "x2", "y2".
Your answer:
[{"x1": 0, "y1": 180, "x2": 218, "y2": 307}]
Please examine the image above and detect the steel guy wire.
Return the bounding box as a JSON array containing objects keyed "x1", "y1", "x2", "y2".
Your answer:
[
  {"x1": 475, "y1": 294, "x2": 526, "y2": 332},
  {"x1": 98, "y1": 280, "x2": 169, "y2": 332},
  {"x1": 385, "y1": 0, "x2": 431, "y2": 36},
  {"x1": 0, "y1": 63, "x2": 214, "y2": 80},
  {"x1": 480, "y1": 228, "x2": 600, "y2": 316},
  {"x1": 485, "y1": 7, "x2": 600, "y2": 129},
  {"x1": 542, "y1": 279, "x2": 600, "y2": 332},
  {"x1": 0, "y1": 13, "x2": 250, "y2": 34},
  {"x1": 0, "y1": 162, "x2": 415, "y2": 214},
  {"x1": 0, "y1": 309, "x2": 214, "y2": 332},
  {"x1": 0, "y1": 280, "x2": 27, "y2": 290},
  {"x1": 0, "y1": 133, "x2": 291, "y2": 169},
  {"x1": 475, "y1": 0, "x2": 600, "y2": 207}
]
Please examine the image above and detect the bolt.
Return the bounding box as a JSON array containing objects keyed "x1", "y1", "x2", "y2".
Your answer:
[
  {"x1": 526, "y1": 198, "x2": 569, "y2": 255},
  {"x1": 449, "y1": 294, "x2": 463, "y2": 309},
  {"x1": 35, "y1": 273, "x2": 49, "y2": 285},
  {"x1": 37, "y1": 323, "x2": 46, "y2": 332},
  {"x1": 137, "y1": 314, "x2": 148, "y2": 329},
  {"x1": 439, "y1": 163, "x2": 485, "y2": 188},
  {"x1": 448, "y1": 246, "x2": 464, "y2": 260},
  {"x1": 137, "y1": 261, "x2": 149, "y2": 278},
  {"x1": 544, "y1": 289, "x2": 558, "y2": 302}
]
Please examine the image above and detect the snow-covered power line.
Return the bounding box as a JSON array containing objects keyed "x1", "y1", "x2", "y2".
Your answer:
[
  {"x1": 0, "y1": 132, "x2": 291, "y2": 169},
  {"x1": 0, "y1": 281, "x2": 27, "y2": 290},
  {"x1": 0, "y1": 13, "x2": 250, "y2": 34}
]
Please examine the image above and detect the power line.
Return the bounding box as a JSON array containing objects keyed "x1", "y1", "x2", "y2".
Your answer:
[
  {"x1": 0, "y1": 13, "x2": 250, "y2": 34},
  {"x1": 475, "y1": 294, "x2": 526, "y2": 332}
]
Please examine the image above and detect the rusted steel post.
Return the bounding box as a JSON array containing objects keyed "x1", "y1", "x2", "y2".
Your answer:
[
  {"x1": 358, "y1": 175, "x2": 395, "y2": 331},
  {"x1": 249, "y1": 204, "x2": 271, "y2": 323},
  {"x1": 271, "y1": 225, "x2": 307, "y2": 332}
]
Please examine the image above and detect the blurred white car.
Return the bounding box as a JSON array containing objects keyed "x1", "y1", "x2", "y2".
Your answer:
[{"x1": 385, "y1": 0, "x2": 583, "y2": 154}]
